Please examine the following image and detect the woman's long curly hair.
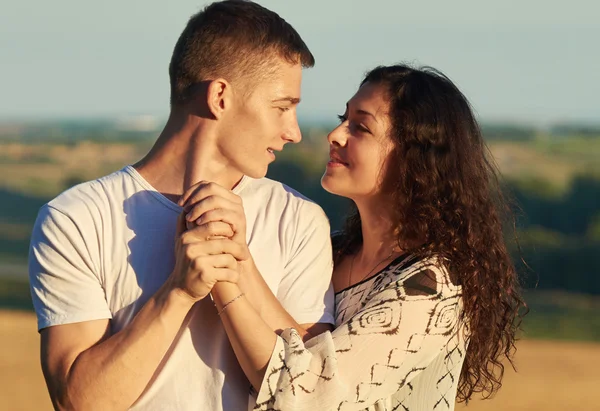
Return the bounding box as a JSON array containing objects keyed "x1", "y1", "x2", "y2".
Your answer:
[{"x1": 335, "y1": 64, "x2": 526, "y2": 402}]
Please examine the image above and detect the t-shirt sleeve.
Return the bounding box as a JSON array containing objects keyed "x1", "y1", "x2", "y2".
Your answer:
[
  {"x1": 276, "y1": 201, "x2": 335, "y2": 325},
  {"x1": 28, "y1": 204, "x2": 112, "y2": 331},
  {"x1": 254, "y1": 262, "x2": 463, "y2": 411}
]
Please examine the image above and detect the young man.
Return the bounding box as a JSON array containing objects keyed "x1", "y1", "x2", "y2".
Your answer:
[{"x1": 28, "y1": 1, "x2": 334, "y2": 410}]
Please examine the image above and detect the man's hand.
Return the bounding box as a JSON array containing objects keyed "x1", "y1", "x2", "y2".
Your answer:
[
  {"x1": 179, "y1": 181, "x2": 264, "y2": 312},
  {"x1": 168, "y1": 213, "x2": 247, "y2": 302},
  {"x1": 179, "y1": 181, "x2": 249, "y2": 260}
]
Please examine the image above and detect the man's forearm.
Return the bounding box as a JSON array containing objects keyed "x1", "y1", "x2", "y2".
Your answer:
[{"x1": 57, "y1": 285, "x2": 194, "y2": 410}]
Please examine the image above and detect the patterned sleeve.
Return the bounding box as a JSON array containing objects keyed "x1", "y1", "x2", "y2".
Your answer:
[{"x1": 253, "y1": 260, "x2": 463, "y2": 411}]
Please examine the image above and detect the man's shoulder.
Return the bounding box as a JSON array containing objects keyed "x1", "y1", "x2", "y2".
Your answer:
[
  {"x1": 241, "y1": 176, "x2": 310, "y2": 201},
  {"x1": 242, "y1": 176, "x2": 326, "y2": 218},
  {"x1": 46, "y1": 167, "x2": 132, "y2": 218}
]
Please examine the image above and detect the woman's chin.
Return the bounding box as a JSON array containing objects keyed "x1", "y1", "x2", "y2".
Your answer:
[{"x1": 320, "y1": 175, "x2": 348, "y2": 197}]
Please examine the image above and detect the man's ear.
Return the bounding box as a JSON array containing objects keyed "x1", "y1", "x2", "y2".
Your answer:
[{"x1": 206, "y1": 78, "x2": 231, "y2": 119}]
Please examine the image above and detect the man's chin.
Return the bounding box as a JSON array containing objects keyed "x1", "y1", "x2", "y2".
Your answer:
[{"x1": 240, "y1": 164, "x2": 268, "y2": 180}]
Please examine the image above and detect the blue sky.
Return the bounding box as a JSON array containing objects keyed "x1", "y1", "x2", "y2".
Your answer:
[{"x1": 1, "y1": 0, "x2": 598, "y2": 125}]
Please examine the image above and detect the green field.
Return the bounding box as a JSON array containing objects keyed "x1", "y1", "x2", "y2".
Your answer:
[{"x1": 1, "y1": 129, "x2": 600, "y2": 342}]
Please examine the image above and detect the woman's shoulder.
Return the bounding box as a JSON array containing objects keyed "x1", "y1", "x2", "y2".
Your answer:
[{"x1": 379, "y1": 253, "x2": 460, "y2": 297}]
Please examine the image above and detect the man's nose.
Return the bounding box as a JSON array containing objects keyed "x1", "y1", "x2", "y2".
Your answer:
[{"x1": 283, "y1": 114, "x2": 302, "y2": 143}]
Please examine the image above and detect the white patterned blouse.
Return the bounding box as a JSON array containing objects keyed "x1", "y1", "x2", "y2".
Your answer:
[{"x1": 253, "y1": 254, "x2": 467, "y2": 411}]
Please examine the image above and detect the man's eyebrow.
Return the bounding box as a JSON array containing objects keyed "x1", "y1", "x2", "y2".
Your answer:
[{"x1": 272, "y1": 97, "x2": 301, "y2": 104}]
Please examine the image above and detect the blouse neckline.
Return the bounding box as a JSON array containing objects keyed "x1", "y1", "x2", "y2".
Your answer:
[{"x1": 334, "y1": 253, "x2": 409, "y2": 295}]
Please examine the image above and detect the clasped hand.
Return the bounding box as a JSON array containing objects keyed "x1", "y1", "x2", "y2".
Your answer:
[{"x1": 168, "y1": 181, "x2": 250, "y2": 302}]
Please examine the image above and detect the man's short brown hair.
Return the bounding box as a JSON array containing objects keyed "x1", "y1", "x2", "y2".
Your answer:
[{"x1": 169, "y1": 0, "x2": 315, "y2": 106}]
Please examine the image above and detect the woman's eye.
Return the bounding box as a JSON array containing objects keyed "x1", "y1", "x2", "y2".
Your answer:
[
  {"x1": 356, "y1": 124, "x2": 370, "y2": 133},
  {"x1": 337, "y1": 114, "x2": 370, "y2": 134}
]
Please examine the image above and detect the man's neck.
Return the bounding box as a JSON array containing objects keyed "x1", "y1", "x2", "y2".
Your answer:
[{"x1": 133, "y1": 112, "x2": 243, "y2": 203}]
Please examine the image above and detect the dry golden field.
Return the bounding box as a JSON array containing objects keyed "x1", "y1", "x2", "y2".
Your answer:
[{"x1": 1, "y1": 310, "x2": 598, "y2": 411}]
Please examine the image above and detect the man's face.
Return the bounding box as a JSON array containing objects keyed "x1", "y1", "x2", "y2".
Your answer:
[{"x1": 217, "y1": 60, "x2": 303, "y2": 179}]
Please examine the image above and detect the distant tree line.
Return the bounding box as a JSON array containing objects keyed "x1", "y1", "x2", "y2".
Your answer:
[
  {"x1": 480, "y1": 123, "x2": 539, "y2": 141},
  {"x1": 0, "y1": 149, "x2": 598, "y2": 295},
  {"x1": 508, "y1": 175, "x2": 600, "y2": 294},
  {"x1": 3, "y1": 120, "x2": 600, "y2": 144},
  {"x1": 267, "y1": 159, "x2": 600, "y2": 296}
]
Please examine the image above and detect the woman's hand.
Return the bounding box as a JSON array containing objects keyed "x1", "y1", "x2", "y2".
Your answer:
[
  {"x1": 167, "y1": 213, "x2": 247, "y2": 302},
  {"x1": 179, "y1": 181, "x2": 249, "y2": 259},
  {"x1": 179, "y1": 181, "x2": 270, "y2": 314}
]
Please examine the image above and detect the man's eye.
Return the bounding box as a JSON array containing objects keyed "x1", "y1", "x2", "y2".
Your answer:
[{"x1": 278, "y1": 107, "x2": 290, "y2": 112}]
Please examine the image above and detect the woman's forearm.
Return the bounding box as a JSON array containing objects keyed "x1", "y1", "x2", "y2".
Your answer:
[
  {"x1": 234, "y1": 259, "x2": 311, "y2": 339},
  {"x1": 211, "y1": 260, "x2": 330, "y2": 390},
  {"x1": 211, "y1": 282, "x2": 279, "y2": 390}
]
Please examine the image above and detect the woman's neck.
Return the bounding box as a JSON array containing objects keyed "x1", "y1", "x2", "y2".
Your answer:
[{"x1": 354, "y1": 198, "x2": 400, "y2": 264}]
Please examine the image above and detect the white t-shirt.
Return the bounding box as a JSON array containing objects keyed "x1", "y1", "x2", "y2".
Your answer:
[{"x1": 28, "y1": 165, "x2": 335, "y2": 411}]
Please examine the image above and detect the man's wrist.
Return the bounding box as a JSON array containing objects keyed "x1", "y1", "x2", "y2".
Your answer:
[{"x1": 156, "y1": 281, "x2": 197, "y2": 314}]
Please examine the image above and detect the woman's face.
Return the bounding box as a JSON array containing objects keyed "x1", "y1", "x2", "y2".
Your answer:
[{"x1": 321, "y1": 82, "x2": 394, "y2": 200}]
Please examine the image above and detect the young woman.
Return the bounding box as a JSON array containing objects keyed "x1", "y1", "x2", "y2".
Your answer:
[{"x1": 201, "y1": 64, "x2": 525, "y2": 410}]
